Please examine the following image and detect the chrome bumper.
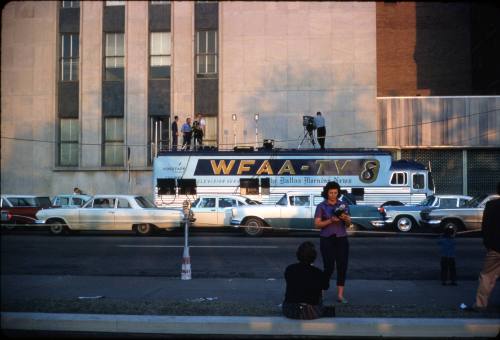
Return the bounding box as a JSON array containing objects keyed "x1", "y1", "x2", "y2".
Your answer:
[{"x1": 370, "y1": 220, "x2": 387, "y2": 228}]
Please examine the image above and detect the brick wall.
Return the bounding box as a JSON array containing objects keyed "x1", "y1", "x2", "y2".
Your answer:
[{"x1": 376, "y1": 2, "x2": 472, "y2": 96}]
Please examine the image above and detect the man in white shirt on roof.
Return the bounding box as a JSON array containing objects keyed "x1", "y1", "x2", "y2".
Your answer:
[{"x1": 314, "y1": 112, "x2": 326, "y2": 150}]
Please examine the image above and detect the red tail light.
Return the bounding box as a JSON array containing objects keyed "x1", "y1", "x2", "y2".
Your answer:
[{"x1": 378, "y1": 207, "x2": 386, "y2": 215}]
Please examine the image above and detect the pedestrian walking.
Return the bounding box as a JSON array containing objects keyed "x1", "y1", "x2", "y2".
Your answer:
[{"x1": 314, "y1": 181, "x2": 351, "y2": 304}]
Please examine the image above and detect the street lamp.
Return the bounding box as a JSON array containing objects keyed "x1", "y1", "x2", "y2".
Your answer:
[{"x1": 254, "y1": 113, "x2": 259, "y2": 149}]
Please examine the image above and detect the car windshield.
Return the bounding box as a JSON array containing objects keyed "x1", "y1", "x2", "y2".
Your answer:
[
  {"x1": 245, "y1": 198, "x2": 261, "y2": 205},
  {"x1": 463, "y1": 194, "x2": 487, "y2": 208},
  {"x1": 276, "y1": 195, "x2": 288, "y2": 206},
  {"x1": 418, "y1": 195, "x2": 435, "y2": 206},
  {"x1": 135, "y1": 196, "x2": 156, "y2": 208}
]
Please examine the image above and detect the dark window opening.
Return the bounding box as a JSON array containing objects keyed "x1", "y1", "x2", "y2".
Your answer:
[
  {"x1": 351, "y1": 188, "x2": 364, "y2": 201},
  {"x1": 260, "y1": 178, "x2": 270, "y2": 195},
  {"x1": 157, "y1": 178, "x2": 176, "y2": 195},
  {"x1": 240, "y1": 178, "x2": 259, "y2": 195},
  {"x1": 178, "y1": 179, "x2": 197, "y2": 195}
]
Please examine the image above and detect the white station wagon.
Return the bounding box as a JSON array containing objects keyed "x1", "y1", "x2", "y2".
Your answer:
[{"x1": 36, "y1": 195, "x2": 184, "y2": 236}]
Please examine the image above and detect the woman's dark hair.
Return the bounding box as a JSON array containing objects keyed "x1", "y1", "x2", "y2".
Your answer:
[
  {"x1": 321, "y1": 181, "x2": 341, "y2": 199},
  {"x1": 296, "y1": 241, "x2": 317, "y2": 264}
]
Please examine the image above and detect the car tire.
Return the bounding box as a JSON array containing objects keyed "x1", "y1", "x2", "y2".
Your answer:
[
  {"x1": 441, "y1": 220, "x2": 460, "y2": 234},
  {"x1": 394, "y1": 216, "x2": 415, "y2": 233},
  {"x1": 243, "y1": 218, "x2": 264, "y2": 237},
  {"x1": 347, "y1": 223, "x2": 360, "y2": 234},
  {"x1": 49, "y1": 221, "x2": 67, "y2": 235},
  {"x1": 134, "y1": 223, "x2": 152, "y2": 236}
]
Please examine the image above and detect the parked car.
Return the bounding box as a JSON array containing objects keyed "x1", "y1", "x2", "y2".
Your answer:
[
  {"x1": 190, "y1": 195, "x2": 261, "y2": 228},
  {"x1": 1, "y1": 195, "x2": 52, "y2": 229},
  {"x1": 420, "y1": 194, "x2": 500, "y2": 232},
  {"x1": 230, "y1": 192, "x2": 386, "y2": 237},
  {"x1": 384, "y1": 194, "x2": 472, "y2": 232},
  {"x1": 52, "y1": 194, "x2": 92, "y2": 208},
  {"x1": 36, "y1": 195, "x2": 185, "y2": 236}
]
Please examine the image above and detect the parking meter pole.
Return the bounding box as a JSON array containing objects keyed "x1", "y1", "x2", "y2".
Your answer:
[{"x1": 181, "y1": 200, "x2": 192, "y2": 280}]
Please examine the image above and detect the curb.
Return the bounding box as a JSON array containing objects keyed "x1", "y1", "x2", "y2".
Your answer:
[{"x1": 2, "y1": 312, "x2": 499, "y2": 338}]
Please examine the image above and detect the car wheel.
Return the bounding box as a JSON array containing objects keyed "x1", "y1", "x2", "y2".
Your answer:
[
  {"x1": 49, "y1": 221, "x2": 67, "y2": 235},
  {"x1": 346, "y1": 223, "x2": 360, "y2": 234},
  {"x1": 394, "y1": 216, "x2": 415, "y2": 233},
  {"x1": 442, "y1": 220, "x2": 459, "y2": 234},
  {"x1": 243, "y1": 218, "x2": 264, "y2": 237},
  {"x1": 134, "y1": 223, "x2": 152, "y2": 236}
]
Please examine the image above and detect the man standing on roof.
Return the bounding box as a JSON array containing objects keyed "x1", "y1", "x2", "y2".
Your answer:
[{"x1": 314, "y1": 112, "x2": 326, "y2": 150}]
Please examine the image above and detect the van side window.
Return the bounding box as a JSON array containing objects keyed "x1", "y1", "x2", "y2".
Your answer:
[
  {"x1": 412, "y1": 174, "x2": 425, "y2": 189},
  {"x1": 390, "y1": 172, "x2": 407, "y2": 185}
]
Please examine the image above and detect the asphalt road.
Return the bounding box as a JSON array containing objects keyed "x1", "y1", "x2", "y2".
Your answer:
[{"x1": 0, "y1": 230, "x2": 486, "y2": 280}]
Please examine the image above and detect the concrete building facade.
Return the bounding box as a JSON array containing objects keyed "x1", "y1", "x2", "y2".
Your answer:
[{"x1": 1, "y1": 1, "x2": 499, "y2": 198}]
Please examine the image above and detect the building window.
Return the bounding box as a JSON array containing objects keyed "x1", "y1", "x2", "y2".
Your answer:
[
  {"x1": 104, "y1": 118, "x2": 124, "y2": 166},
  {"x1": 196, "y1": 31, "x2": 217, "y2": 76},
  {"x1": 61, "y1": 1, "x2": 80, "y2": 8},
  {"x1": 150, "y1": 32, "x2": 171, "y2": 79},
  {"x1": 151, "y1": 1, "x2": 170, "y2": 4},
  {"x1": 106, "y1": 1, "x2": 125, "y2": 6},
  {"x1": 105, "y1": 33, "x2": 124, "y2": 81},
  {"x1": 60, "y1": 118, "x2": 79, "y2": 166},
  {"x1": 61, "y1": 34, "x2": 79, "y2": 81}
]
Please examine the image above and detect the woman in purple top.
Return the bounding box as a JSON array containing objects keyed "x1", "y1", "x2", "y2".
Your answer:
[{"x1": 314, "y1": 181, "x2": 352, "y2": 304}]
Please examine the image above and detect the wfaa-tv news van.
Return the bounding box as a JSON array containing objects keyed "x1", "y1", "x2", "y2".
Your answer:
[{"x1": 152, "y1": 148, "x2": 435, "y2": 207}]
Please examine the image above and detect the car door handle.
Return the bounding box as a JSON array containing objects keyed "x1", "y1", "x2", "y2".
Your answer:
[{"x1": 210, "y1": 209, "x2": 216, "y2": 212}]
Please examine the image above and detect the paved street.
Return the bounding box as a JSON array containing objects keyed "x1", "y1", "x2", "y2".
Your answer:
[{"x1": 1, "y1": 231, "x2": 486, "y2": 280}]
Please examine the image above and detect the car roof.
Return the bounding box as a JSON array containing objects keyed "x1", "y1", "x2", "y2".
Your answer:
[
  {"x1": 1, "y1": 195, "x2": 50, "y2": 198},
  {"x1": 54, "y1": 194, "x2": 92, "y2": 198},
  {"x1": 434, "y1": 195, "x2": 472, "y2": 199},
  {"x1": 280, "y1": 192, "x2": 321, "y2": 196},
  {"x1": 91, "y1": 195, "x2": 144, "y2": 199},
  {"x1": 196, "y1": 195, "x2": 251, "y2": 200}
]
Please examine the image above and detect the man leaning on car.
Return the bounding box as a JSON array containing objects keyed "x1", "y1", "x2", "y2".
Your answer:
[{"x1": 473, "y1": 182, "x2": 500, "y2": 309}]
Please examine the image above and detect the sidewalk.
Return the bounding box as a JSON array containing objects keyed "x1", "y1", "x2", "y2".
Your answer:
[{"x1": 1, "y1": 275, "x2": 499, "y2": 337}]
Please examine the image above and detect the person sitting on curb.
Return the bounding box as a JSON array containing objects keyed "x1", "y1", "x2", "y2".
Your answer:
[{"x1": 282, "y1": 241, "x2": 335, "y2": 319}]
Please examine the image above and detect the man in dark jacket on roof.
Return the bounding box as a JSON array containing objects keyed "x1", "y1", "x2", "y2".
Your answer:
[{"x1": 473, "y1": 182, "x2": 500, "y2": 308}]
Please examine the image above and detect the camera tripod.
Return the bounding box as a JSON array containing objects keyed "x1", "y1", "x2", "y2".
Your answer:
[{"x1": 298, "y1": 127, "x2": 317, "y2": 149}]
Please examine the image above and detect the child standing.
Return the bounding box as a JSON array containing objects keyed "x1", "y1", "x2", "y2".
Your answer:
[{"x1": 438, "y1": 225, "x2": 457, "y2": 286}]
